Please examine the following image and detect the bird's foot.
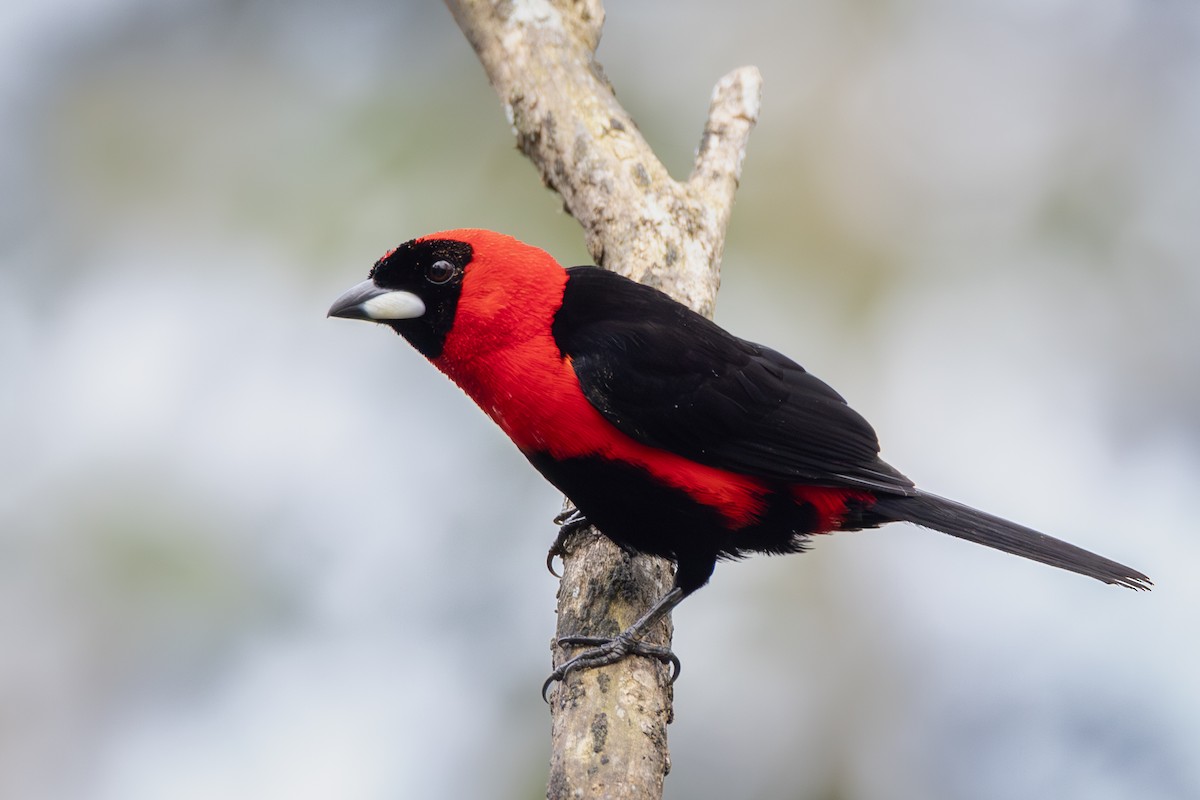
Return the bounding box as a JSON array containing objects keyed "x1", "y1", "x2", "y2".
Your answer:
[
  {"x1": 546, "y1": 507, "x2": 590, "y2": 577},
  {"x1": 542, "y1": 632, "x2": 680, "y2": 701}
]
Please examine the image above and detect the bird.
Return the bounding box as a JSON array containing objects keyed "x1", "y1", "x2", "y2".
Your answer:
[{"x1": 328, "y1": 228, "x2": 1151, "y2": 693}]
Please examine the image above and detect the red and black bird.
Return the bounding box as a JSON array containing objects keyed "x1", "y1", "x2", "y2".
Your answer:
[{"x1": 329, "y1": 229, "x2": 1150, "y2": 688}]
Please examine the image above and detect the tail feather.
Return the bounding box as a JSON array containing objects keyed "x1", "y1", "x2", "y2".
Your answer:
[{"x1": 871, "y1": 491, "x2": 1152, "y2": 590}]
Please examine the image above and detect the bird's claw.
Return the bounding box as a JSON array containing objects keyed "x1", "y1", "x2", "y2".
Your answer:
[
  {"x1": 553, "y1": 506, "x2": 586, "y2": 527},
  {"x1": 541, "y1": 633, "x2": 681, "y2": 702},
  {"x1": 546, "y1": 507, "x2": 591, "y2": 578}
]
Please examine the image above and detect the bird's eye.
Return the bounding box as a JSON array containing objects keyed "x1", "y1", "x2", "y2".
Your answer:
[{"x1": 426, "y1": 260, "x2": 456, "y2": 284}]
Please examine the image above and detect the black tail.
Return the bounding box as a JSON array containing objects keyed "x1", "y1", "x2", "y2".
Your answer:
[{"x1": 871, "y1": 491, "x2": 1152, "y2": 590}]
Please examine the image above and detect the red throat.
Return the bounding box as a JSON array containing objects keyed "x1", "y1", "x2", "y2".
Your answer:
[{"x1": 424, "y1": 229, "x2": 570, "y2": 368}]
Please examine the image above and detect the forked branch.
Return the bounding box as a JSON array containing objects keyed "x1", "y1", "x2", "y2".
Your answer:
[{"x1": 444, "y1": 2, "x2": 760, "y2": 797}]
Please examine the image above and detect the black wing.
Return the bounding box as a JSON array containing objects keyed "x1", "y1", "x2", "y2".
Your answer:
[{"x1": 552, "y1": 267, "x2": 915, "y2": 495}]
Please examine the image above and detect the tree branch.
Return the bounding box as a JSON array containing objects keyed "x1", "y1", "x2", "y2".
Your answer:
[{"x1": 444, "y1": 2, "x2": 760, "y2": 797}]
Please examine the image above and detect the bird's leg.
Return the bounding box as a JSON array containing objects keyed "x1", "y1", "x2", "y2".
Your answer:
[
  {"x1": 546, "y1": 505, "x2": 590, "y2": 577},
  {"x1": 543, "y1": 586, "x2": 685, "y2": 701}
]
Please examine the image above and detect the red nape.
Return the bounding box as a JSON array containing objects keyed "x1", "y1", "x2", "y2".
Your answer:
[{"x1": 790, "y1": 486, "x2": 877, "y2": 532}]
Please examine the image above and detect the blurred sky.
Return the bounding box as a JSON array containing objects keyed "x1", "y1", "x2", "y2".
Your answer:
[{"x1": 3, "y1": 1, "x2": 1199, "y2": 798}]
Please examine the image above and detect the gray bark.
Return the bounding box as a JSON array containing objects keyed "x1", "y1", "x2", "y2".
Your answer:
[{"x1": 444, "y1": 2, "x2": 760, "y2": 796}]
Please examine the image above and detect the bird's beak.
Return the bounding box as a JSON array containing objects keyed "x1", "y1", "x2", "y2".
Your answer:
[{"x1": 327, "y1": 280, "x2": 426, "y2": 321}]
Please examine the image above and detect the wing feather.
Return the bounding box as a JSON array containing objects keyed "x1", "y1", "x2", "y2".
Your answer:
[{"x1": 552, "y1": 268, "x2": 915, "y2": 495}]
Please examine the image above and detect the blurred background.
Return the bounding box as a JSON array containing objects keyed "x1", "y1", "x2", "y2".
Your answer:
[{"x1": 3, "y1": 0, "x2": 1198, "y2": 797}]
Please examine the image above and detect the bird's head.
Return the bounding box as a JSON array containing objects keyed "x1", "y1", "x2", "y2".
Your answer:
[
  {"x1": 328, "y1": 233, "x2": 476, "y2": 359},
  {"x1": 329, "y1": 229, "x2": 568, "y2": 363}
]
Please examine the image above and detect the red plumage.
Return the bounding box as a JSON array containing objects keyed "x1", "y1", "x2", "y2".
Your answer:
[{"x1": 427, "y1": 230, "x2": 784, "y2": 534}]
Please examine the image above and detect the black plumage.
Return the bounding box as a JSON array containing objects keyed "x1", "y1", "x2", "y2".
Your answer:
[{"x1": 553, "y1": 267, "x2": 915, "y2": 494}]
